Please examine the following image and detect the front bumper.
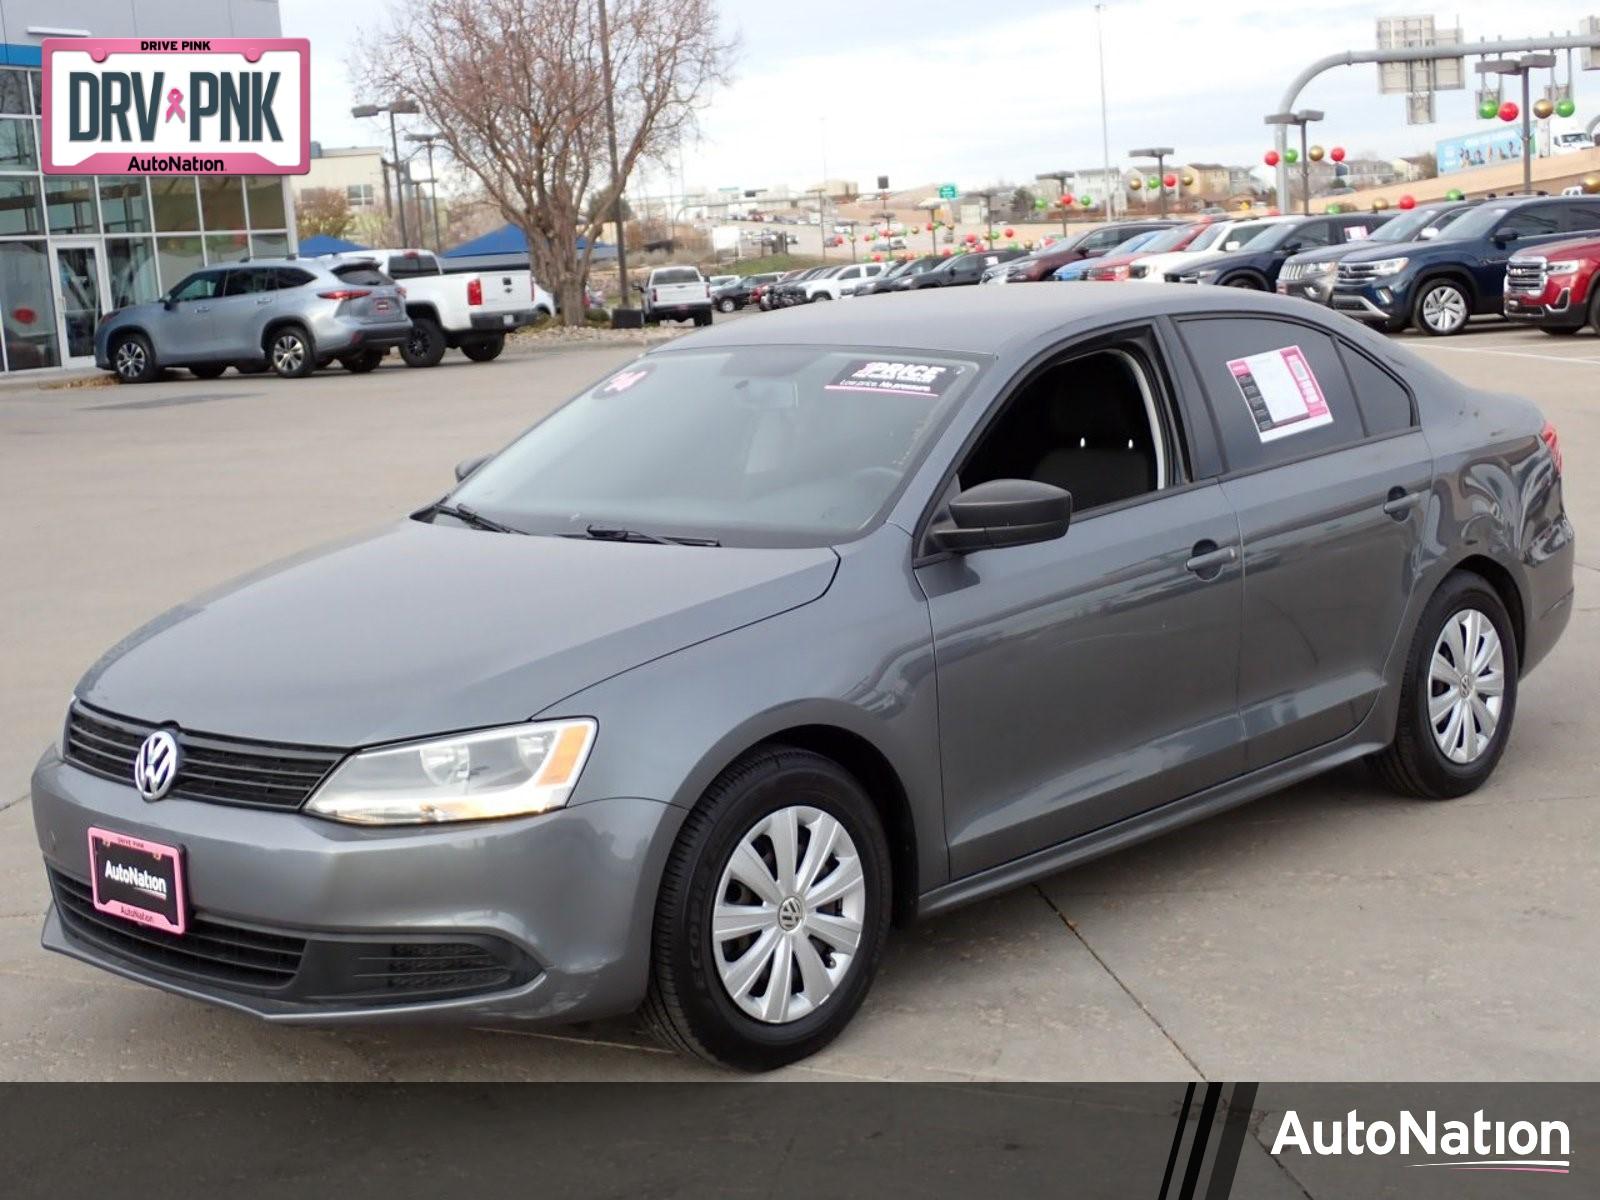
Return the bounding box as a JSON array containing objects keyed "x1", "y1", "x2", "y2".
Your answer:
[
  {"x1": 1503, "y1": 282, "x2": 1584, "y2": 327},
  {"x1": 1329, "y1": 280, "x2": 1408, "y2": 323},
  {"x1": 1277, "y1": 276, "x2": 1336, "y2": 305},
  {"x1": 31, "y1": 752, "x2": 683, "y2": 1025}
]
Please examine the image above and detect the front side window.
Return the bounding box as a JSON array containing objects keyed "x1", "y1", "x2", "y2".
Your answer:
[
  {"x1": 170, "y1": 271, "x2": 223, "y2": 302},
  {"x1": 959, "y1": 347, "x2": 1166, "y2": 513},
  {"x1": 1177, "y1": 316, "x2": 1365, "y2": 473},
  {"x1": 447, "y1": 347, "x2": 981, "y2": 546},
  {"x1": 222, "y1": 268, "x2": 276, "y2": 296}
]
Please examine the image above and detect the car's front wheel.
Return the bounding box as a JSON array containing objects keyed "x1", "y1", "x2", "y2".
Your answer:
[
  {"x1": 644, "y1": 747, "x2": 891, "y2": 1071},
  {"x1": 110, "y1": 333, "x2": 158, "y2": 384},
  {"x1": 1371, "y1": 571, "x2": 1518, "y2": 798},
  {"x1": 1414, "y1": 280, "x2": 1471, "y2": 336}
]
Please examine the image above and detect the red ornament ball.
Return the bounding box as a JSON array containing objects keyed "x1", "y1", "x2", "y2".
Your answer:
[
  {"x1": 940, "y1": 247, "x2": 952, "y2": 256},
  {"x1": 1499, "y1": 101, "x2": 1519, "y2": 123},
  {"x1": 1003, "y1": 227, "x2": 1014, "y2": 238},
  {"x1": 1329, "y1": 146, "x2": 1345, "y2": 163},
  {"x1": 1398, "y1": 195, "x2": 1416, "y2": 210},
  {"x1": 1163, "y1": 173, "x2": 1176, "y2": 188},
  {"x1": 1264, "y1": 150, "x2": 1280, "y2": 167}
]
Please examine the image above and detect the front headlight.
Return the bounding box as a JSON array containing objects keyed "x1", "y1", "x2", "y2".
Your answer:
[
  {"x1": 1544, "y1": 260, "x2": 1581, "y2": 276},
  {"x1": 1365, "y1": 257, "x2": 1409, "y2": 276},
  {"x1": 1318, "y1": 262, "x2": 1339, "y2": 276},
  {"x1": 305, "y1": 718, "x2": 596, "y2": 826}
]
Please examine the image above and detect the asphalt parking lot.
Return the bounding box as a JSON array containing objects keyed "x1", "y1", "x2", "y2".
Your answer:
[{"x1": 1, "y1": 317, "x2": 1596, "y2": 1082}]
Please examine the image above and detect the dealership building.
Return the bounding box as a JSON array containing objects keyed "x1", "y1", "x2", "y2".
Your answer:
[{"x1": 0, "y1": 0, "x2": 295, "y2": 372}]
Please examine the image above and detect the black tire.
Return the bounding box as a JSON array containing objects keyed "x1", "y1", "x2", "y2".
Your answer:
[
  {"x1": 189, "y1": 363, "x2": 227, "y2": 379},
  {"x1": 1370, "y1": 571, "x2": 1519, "y2": 799},
  {"x1": 812, "y1": 292, "x2": 833, "y2": 301},
  {"x1": 1590, "y1": 289, "x2": 1600, "y2": 336},
  {"x1": 399, "y1": 316, "x2": 446, "y2": 368},
  {"x1": 1412, "y1": 279, "x2": 1471, "y2": 337},
  {"x1": 339, "y1": 350, "x2": 385, "y2": 373},
  {"x1": 1222, "y1": 275, "x2": 1263, "y2": 289},
  {"x1": 265, "y1": 325, "x2": 316, "y2": 379},
  {"x1": 1538, "y1": 325, "x2": 1581, "y2": 336},
  {"x1": 718, "y1": 297, "x2": 736, "y2": 313},
  {"x1": 643, "y1": 747, "x2": 892, "y2": 1071},
  {"x1": 693, "y1": 310, "x2": 713, "y2": 327},
  {"x1": 236, "y1": 362, "x2": 268, "y2": 375},
  {"x1": 109, "y1": 332, "x2": 158, "y2": 384},
  {"x1": 460, "y1": 334, "x2": 505, "y2": 362}
]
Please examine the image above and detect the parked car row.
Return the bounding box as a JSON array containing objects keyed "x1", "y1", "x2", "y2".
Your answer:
[{"x1": 96, "y1": 249, "x2": 555, "y2": 383}]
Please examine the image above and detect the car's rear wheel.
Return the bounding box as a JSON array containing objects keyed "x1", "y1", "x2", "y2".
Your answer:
[
  {"x1": 1371, "y1": 571, "x2": 1518, "y2": 799},
  {"x1": 1414, "y1": 280, "x2": 1470, "y2": 336},
  {"x1": 267, "y1": 325, "x2": 316, "y2": 378},
  {"x1": 189, "y1": 363, "x2": 227, "y2": 380},
  {"x1": 400, "y1": 316, "x2": 446, "y2": 368},
  {"x1": 694, "y1": 310, "x2": 713, "y2": 326},
  {"x1": 339, "y1": 350, "x2": 385, "y2": 373},
  {"x1": 110, "y1": 333, "x2": 158, "y2": 384},
  {"x1": 643, "y1": 747, "x2": 891, "y2": 1071},
  {"x1": 718, "y1": 297, "x2": 736, "y2": 313},
  {"x1": 1539, "y1": 325, "x2": 1581, "y2": 336},
  {"x1": 460, "y1": 334, "x2": 505, "y2": 362}
]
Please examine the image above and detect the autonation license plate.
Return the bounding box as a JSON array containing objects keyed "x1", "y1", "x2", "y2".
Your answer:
[{"x1": 87, "y1": 827, "x2": 186, "y2": 935}]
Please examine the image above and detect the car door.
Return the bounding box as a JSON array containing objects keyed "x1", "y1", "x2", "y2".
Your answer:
[
  {"x1": 208, "y1": 267, "x2": 279, "y2": 359},
  {"x1": 1173, "y1": 314, "x2": 1433, "y2": 770},
  {"x1": 152, "y1": 270, "x2": 225, "y2": 361},
  {"x1": 916, "y1": 326, "x2": 1246, "y2": 877},
  {"x1": 833, "y1": 264, "x2": 862, "y2": 294},
  {"x1": 1475, "y1": 204, "x2": 1567, "y2": 308}
]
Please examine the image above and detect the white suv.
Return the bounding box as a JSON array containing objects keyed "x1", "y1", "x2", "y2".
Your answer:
[{"x1": 804, "y1": 262, "x2": 888, "y2": 301}]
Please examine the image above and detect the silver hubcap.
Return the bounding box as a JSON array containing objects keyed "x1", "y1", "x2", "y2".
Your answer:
[
  {"x1": 114, "y1": 341, "x2": 146, "y2": 378},
  {"x1": 1422, "y1": 286, "x2": 1467, "y2": 332},
  {"x1": 272, "y1": 334, "x2": 305, "y2": 372},
  {"x1": 1429, "y1": 608, "x2": 1506, "y2": 764},
  {"x1": 712, "y1": 805, "x2": 866, "y2": 1025}
]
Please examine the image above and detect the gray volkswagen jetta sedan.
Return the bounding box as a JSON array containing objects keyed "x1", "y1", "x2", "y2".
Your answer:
[{"x1": 35, "y1": 286, "x2": 1573, "y2": 1070}]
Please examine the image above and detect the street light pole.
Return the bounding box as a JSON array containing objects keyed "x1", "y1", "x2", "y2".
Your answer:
[
  {"x1": 597, "y1": 0, "x2": 629, "y2": 300},
  {"x1": 1263, "y1": 110, "x2": 1322, "y2": 215},
  {"x1": 1129, "y1": 147, "x2": 1174, "y2": 217},
  {"x1": 1476, "y1": 55, "x2": 1556, "y2": 196},
  {"x1": 407, "y1": 132, "x2": 446, "y2": 251},
  {"x1": 354, "y1": 100, "x2": 419, "y2": 245},
  {"x1": 1095, "y1": 2, "x2": 1114, "y2": 218}
]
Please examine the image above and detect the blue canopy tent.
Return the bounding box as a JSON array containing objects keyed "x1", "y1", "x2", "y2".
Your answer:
[
  {"x1": 441, "y1": 224, "x2": 616, "y2": 273},
  {"x1": 297, "y1": 234, "x2": 368, "y2": 256}
]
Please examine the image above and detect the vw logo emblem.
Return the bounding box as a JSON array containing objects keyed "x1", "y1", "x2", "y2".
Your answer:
[
  {"x1": 132, "y1": 730, "x2": 181, "y2": 802},
  {"x1": 777, "y1": 896, "x2": 803, "y2": 932}
]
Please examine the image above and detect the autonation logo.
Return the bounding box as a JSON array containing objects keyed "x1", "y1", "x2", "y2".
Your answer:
[{"x1": 1272, "y1": 1109, "x2": 1571, "y2": 1175}]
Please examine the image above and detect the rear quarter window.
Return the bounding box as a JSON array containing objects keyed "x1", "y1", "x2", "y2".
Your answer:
[
  {"x1": 1337, "y1": 342, "x2": 1415, "y2": 435},
  {"x1": 275, "y1": 268, "x2": 315, "y2": 288},
  {"x1": 1176, "y1": 316, "x2": 1367, "y2": 473},
  {"x1": 332, "y1": 264, "x2": 393, "y2": 286}
]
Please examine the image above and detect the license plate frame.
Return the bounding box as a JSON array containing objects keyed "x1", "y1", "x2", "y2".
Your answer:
[{"x1": 87, "y1": 827, "x2": 187, "y2": 935}]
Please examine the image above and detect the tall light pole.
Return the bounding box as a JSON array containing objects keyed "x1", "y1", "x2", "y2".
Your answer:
[
  {"x1": 597, "y1": 0, "x2": 630, "y2": 302},
  {"x1": 1263, "y1": 109, "x2": 1322, "y2": 214},
  {"x1": 1476, "y1": 54, "x2": 1557, "y2": 196},
  {"x1": 406, "y1": 131, "x2": 445, "y2": 251},
  {"x1": 1128, "y1": 147, "x2": 1174, "y2": 216},
  {"x1": 353, "y1": 100, "x2": 419, "y2": 245},
  {"x1": 1095, "y1": 3, "x2": 1114, "y2": 218}
]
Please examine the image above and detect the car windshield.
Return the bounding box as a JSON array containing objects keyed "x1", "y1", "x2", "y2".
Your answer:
[
  {"x1": 446, "y1": 348, "x2": 981, "y2": 547},
  {"x1": 1366, "y1": 207, "x2": 1451, "y2": 242},
  {"x1": 1233, "y1": 222, "x2": 1301, "y2": 250},
  {"x1": 1137, "y1": 225, "x2": 1203, "y2": 253},
  {"x1": 1431, "y1": 204, "x2": 1512, "y2": 240},
  {"x1": 1185, "y1": 223, "x2": 1233, "y2": 252}
]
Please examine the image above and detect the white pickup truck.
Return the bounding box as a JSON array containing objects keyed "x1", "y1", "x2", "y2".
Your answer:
[
  {"x1": 639, "y1": 266, "x2": 713, "y2": 326},
  {"x1": 328, "y1": 248, "x2": 554, "y2": 367}
]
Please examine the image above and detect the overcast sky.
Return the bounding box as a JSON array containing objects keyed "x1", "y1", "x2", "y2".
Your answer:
[{"x1": 281, "y1": 0, "x2": 1600, "y2": 197}]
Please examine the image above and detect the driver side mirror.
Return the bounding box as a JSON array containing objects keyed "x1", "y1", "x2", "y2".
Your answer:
[
  {"x1": 1494, "y1": 229, "x2": 1519, "y2": 245},
  {"x1": 929, "y1": 479, "x2": 1072, "y2": 554},
  {"x1": 162, "y1": 296, "x2": 178, "y2": 311},
  {"x1": 454, "y1": 453, "x2": 491, "y2": 482}
]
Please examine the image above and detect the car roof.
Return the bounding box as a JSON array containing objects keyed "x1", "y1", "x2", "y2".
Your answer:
[{"x1": 655, "y1": 282, "x2": 1325, "y2": 359}]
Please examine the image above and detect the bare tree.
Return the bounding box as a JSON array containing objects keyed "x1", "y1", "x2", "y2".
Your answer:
[
  {"x1": 295, "y1": 187, "x2": 355, "y2": 240},
  {"x1": 356, "y1": 0, "x2": 734, "y2": 323}
]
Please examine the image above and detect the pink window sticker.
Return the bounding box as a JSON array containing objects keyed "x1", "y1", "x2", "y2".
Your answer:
[{"x1": 1225, "y1": 345, "x2": 1334, "y2": 444}]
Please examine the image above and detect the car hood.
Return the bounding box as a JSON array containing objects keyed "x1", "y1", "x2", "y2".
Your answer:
[
  {"x1": 1137, "y1": 249, "x2": 1214, "y2": 273},
  {"x1": 78, "y1": 519, "x2": 839, "y2": 748},
  {"x1": 1284, "y1": 241, "x2": 1386, "y2": 266},
  {"x1": 1339, "y1": 236, "x2": 1464, "y2": 264}
]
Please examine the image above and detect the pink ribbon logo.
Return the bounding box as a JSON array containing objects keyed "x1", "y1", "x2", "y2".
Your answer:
[{"x1": 164, "y1": 88, "x2": 185, "y2": 123}]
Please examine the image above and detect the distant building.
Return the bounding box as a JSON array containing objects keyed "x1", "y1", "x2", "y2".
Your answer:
[{"x1": 294, "y1": 146, "x2": 388, "y2": 213}]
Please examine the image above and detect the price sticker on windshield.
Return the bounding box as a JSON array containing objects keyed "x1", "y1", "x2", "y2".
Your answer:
[
  {"x1": 1226, "y1": 345, "x2": 1331, "y2": 442},
  {"x1": 825, "y1": 359, "x2": 957, "y2": 398}
]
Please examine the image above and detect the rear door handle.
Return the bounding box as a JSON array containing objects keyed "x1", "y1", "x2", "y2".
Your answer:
[
  {"x1": 255, "y1": 297, "x2": 273, "y2": 305},
  {"x1": 1185, "y1": 540, "x2": 1237, "y2": 577},
  {"x1": 1382, "y1": 487, "x2": 1422, "y2": 519}
]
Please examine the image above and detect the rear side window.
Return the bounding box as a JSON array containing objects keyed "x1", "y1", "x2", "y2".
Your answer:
[
  {"x1": 653, "y1": 267, "x2": 700, "y2": 284},
  {"x1": 1337, "y1": 343, "x2": 1415, "y2": 436},
  {"x1": 1497, "y1": 206, "x2": 1561, "y2": 237},
  {"x1": 332, "y1": 264, "x2": 392, "y2": 286},
  {"x1": 222, "y1": 267, "x2": 276, "y2": 296},
  {"x1": 1561, "y1": 203, "x2": 1600, "y2": 233},
  {"x1": 1177, "y1": 316, "x2": 1365, "y2": 473},
  {"x1": 275, "y1": 268, "x2": 315, "y2": 288}
]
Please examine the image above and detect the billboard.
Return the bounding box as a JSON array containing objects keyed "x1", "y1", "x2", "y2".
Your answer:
[
  {"x1": 1435, "y1": 128, "x2": 1524, "y2": 174},
  {"x1": 41, "y1": 38, "x2": 310, "y2": 175}
]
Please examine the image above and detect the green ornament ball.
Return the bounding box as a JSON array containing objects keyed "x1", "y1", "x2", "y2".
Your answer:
[
  {"x1": 1478, "y1": 99, "x2": 1498, "y2": 119},
  {"x1": 1146, "y1": 175, "x2": 1160, "y2": 189},
  {"x1": 1556, "y1": 97, "x2": 1576, "y2": 119},
  {"x1": 1326, "y1": 203, "x2": 1341, "y2": 214},
  {"x1": 1284, "y1": 148, "x2": 1298, "y2": 164},
  {"x1": 1446, "y1": 188, "x2": 1464, "y2": 201}
]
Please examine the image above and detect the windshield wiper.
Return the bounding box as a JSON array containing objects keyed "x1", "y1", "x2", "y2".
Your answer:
[
  {"x1": 574, "y1": 523, "x2": 720, "y2": 547},
  {"x1": 431, "y1": 502, "x2": 525, "y2": 535}
]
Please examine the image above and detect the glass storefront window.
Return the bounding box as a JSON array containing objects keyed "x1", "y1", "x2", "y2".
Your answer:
[
  {"x1": 0, "y1": 240, "x2": 59, "y2": 370},
  {"x1": 204, "y1": 232, "x2": 251, "y2": 264},
  {"x1": 0, "y1": 70, "x2": 30, "y2": 115},
  {"x1": 151, "y1": 177, "x2": 200, "y2": 231},
  {"x1": 99, "y1": 178, "x2": 152, "y2": 233},
  {"x1": 45, "y1": 176, "x2": 100, "y2": 234},
  {"x1": 156, "y1": 236, "x2": 204, "y2": 294},
  {"x1": 244, "y1": 176, "x2": 287, "y2": 228},
  {"x1": 0, "y1": 117, "x2": 36, "y2": 170},
  {"x1": 0, "y1": 176, "x2": 44, "y2": 236},
  {"x1": 250, "y1": 231, "x2": 290, "y2": 259},
  {"x1": 107, "y1": 238, "x2": 160, "y2": 309},
  {"x1": 199, "y1": 176, "x2": 247, "y2": 230}
]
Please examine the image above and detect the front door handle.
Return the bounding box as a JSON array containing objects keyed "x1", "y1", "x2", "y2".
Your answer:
[
  {"x1": 192, "y1": 305, "x2": 211, "y2": 313},
  {"x1": 1185, "y1": 540, "x2": 1237, "y2": 578},
  {"x1": 1382, "y1": 487, "x2": 1422, "y2": 519},
  {"x1": 255, "y1": 297, "x2": 273, "y2": 305}
]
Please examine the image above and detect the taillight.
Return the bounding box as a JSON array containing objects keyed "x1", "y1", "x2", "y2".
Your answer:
[
  {"x1": 1540, "y1": 420, "x2": 1563, "y2": 476},
  {"x1": 467, "y1": 278, "x2": 483, "y2": 306},
  {"x1": 317, "y1": 289, "x2": 371, "y2": 301}
]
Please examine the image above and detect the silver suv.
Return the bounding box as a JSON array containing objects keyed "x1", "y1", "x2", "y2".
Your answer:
[{"x1": 95, "y1": 257, "x2": 412, "y2": 383}]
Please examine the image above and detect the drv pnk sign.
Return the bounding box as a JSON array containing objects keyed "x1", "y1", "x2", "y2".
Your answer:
[{"x1": 41, "y1": 38, "x2": 310, "y2": 175}]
